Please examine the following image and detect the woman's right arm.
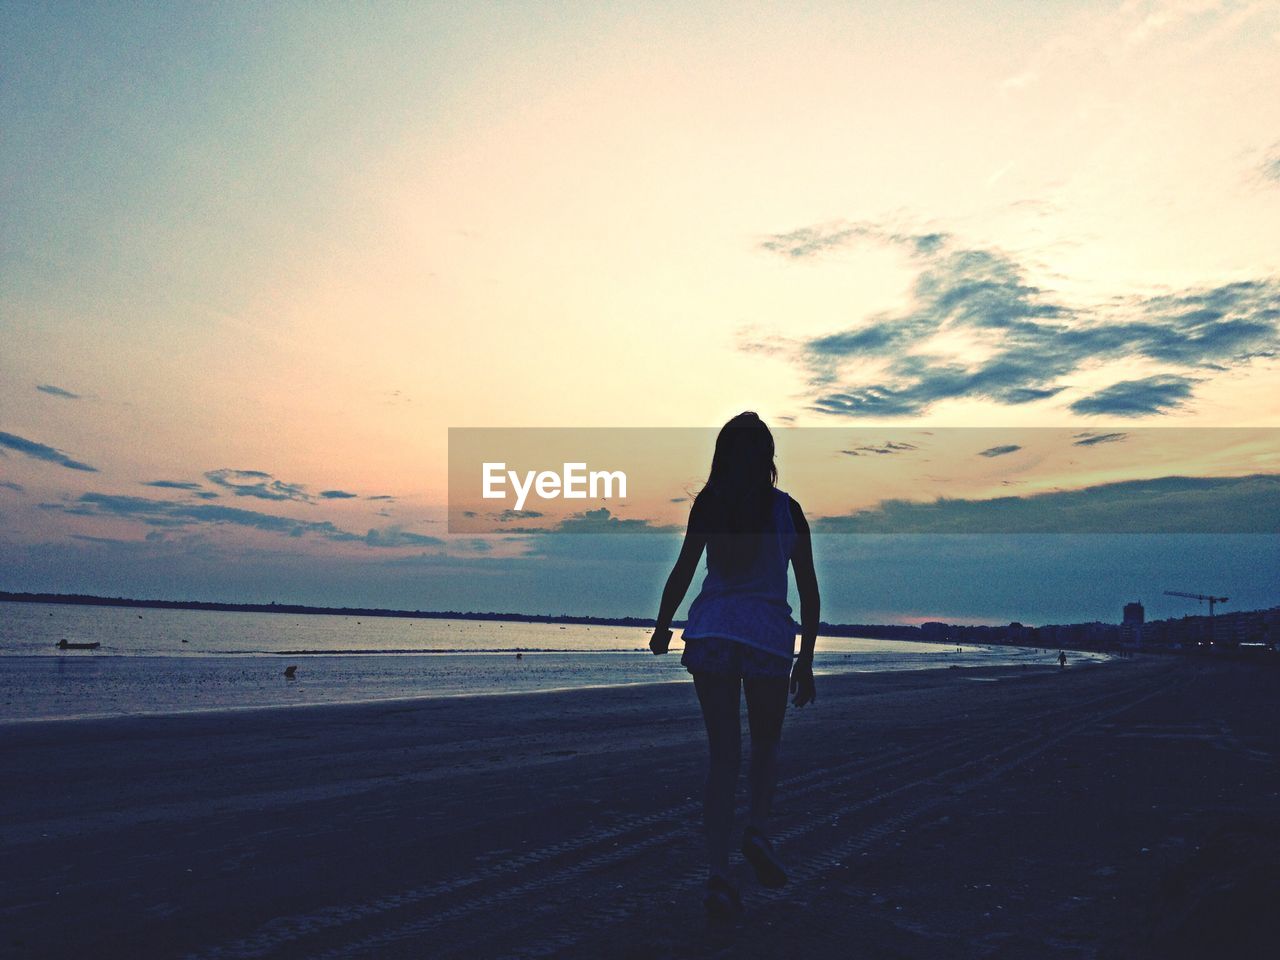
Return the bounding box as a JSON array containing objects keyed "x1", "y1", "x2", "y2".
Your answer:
[
  {"x1": 789, "y1": 498, "x2": 820, "y2": 705},
  {"x1": 650, "y1": 499, "x2": 708, "y2": 654}
]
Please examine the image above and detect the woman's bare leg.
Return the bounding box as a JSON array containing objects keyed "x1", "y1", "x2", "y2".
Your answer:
[
  {"x1": 744, "y1": 676, "x2": 789, "y2": 830},
  {"x1": 693, "y1": 672, "x2": 741, "y2": 879}
]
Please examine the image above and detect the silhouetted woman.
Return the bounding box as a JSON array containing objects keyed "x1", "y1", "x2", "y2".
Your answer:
[{"x1": 649, "y1": 412, "x2": 820, "y2": 918}]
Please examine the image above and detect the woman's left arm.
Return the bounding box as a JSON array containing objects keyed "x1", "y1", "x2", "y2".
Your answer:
[
  {"x1": 650, "y1": 502, "x2": 708, "y2": 654},
  {"x1": 789, "y1": 498, "x2": 820, "y2": 706}
]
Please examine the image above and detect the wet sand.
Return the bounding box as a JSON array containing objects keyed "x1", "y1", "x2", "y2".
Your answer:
[{"x1": 2, "y1": 657, "x2": 1277, "y2": 959}]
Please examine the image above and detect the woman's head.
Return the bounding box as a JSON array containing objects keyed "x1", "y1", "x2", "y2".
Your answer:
[
  {"x1": 706, "y1": 412, "x2": 777, "y2": 495},
  {"x1": 698, "y1": 412, "x2": 777, "y2": 573}
]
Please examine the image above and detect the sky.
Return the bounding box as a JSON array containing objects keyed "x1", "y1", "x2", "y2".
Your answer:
[{"x1": 2, "y1": 0, "x2": 1279, "y2": 624}]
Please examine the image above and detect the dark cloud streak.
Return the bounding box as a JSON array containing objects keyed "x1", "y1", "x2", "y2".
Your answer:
[
  {"x1": 813, "y1": 474, "x2": 1280, "y2": 534},
  {"x1": 1073, "y1": 432, "x2": 1129, "y2": 447},
  {"x1": 0, "y1": 431, "x2": 97, "y2": 472},
  {"x1": 205, "y1": 468, "x2": 311, "y2": 502},
  {"x1": 1069, "y1": 375, "x2": 1196, "y2": 416},
  {"x1": 41, "y1": 492, "x2": 443, "y2": 550},
  {"x1": 36, "y1": 384, "x2": 81, "y2": 399}
]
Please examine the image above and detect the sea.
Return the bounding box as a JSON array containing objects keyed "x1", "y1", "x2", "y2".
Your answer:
[{"x1": 0, "y1": 601, "x2": 1105, "y2": 722}]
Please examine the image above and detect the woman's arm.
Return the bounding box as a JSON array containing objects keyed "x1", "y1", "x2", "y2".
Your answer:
[
  {"x1": 649, "y1": 500, "x2": 708, "y2": 654},
  {"x1": 789, "y1": 497, "x2": 820, "y2": 705}
]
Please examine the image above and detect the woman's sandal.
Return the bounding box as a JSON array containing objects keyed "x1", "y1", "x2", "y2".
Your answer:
[
  {"x1": 741, "y1": 826, "x2": 788, "y2": 888},
  {"x1": 703, "y1": 874, "x2": 743, "y2": 920}
]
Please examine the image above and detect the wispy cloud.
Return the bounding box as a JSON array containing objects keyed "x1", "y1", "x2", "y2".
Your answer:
[
  {"x1": 36, "y1": 384, "x2": 81, "y2": 400},
  {"x1": 499, "y1": 507, "x2": 678, "y2": 535},
  {"x1": 496, "y1": 509, "x2": 544, "y2": 521},
  {"x1": 840, "y1": 441, "x2": 918, "y2": 456},
  {"x1": 0, "y1": 431, "x2": 97, "y2": 472},
  {"x1": 1069, "y1": 375, "x2": 1197, "y2": 417},
  {"x1": 812, "y1": 474, "x2": 1280, "y2": 534},
  {"x1": 978, "y1": 444, "x2": 1022, "y2": 458},
  {"x1": 46, "y1": 493, "x2": 349, "y2": 537},
  {"x1": 41, "y1": 492, "x2": 442, "y2": 549},
  {"x1": 757, "y1": 224, "x2": 1280, "y2": 418},
  {"x1": 1261, "y1": 143, "x2": 1280, "y2": 184},
  {"x1": 1073, "y1": 432, "x2": 1129, "y2": 447},
  {"x1": 0, "y1": 480, "x2": 24, "y2": 493},
  {"x1": 761, "y1": 221, "x2": 947, "y2": 260},
  {"x1": 144, "y1": 479, "x2": 220, "y2": 499},
  {"x1": 319, "y1": 489, "x2": 358, "y2": 499},
  {"x1": 205, "y1": 468, "x2": 311, "y2": 502},
  {"x1": 551, "y1": 508, "x2": 678, "y2": 534},
  {"x1": 362, "y1": 525, "x2": 444, "y2": 548}
]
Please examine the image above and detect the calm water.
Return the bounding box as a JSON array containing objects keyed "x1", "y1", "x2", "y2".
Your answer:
[{"x1": 0, "y1": 602, "x2": 1102, "y2": 722}]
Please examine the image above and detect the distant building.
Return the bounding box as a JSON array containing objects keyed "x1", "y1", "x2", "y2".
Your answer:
[{"x1": 1121, "y1": 601, "x2": 1144, "y2": 647}]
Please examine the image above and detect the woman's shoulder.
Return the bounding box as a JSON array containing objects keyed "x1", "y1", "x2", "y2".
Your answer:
[{"x1": 783, "y1": 491, "x2": 809, "y2": 531}]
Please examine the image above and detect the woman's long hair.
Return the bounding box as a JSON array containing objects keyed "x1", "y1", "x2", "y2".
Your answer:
[{"x1": 695, "y1": 412, "x2": 777, "y2": 574}]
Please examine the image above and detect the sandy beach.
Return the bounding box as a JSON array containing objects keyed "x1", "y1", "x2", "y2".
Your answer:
[{"x1": 3, "y1": 657, "x2": 1277, "y2": 960}]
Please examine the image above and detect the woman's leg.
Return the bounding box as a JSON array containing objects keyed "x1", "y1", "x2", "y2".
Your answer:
[
  {"x1": 692, "y1": 671, "x2": 742, "y2": 880},
  {"x1": 743, "y1": 675, "x2": 789, "y2": 830}
]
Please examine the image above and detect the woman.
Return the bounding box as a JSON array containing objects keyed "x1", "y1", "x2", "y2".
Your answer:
[{"x1": 649, "y1": 411, "x2": 820, "y2": 918}]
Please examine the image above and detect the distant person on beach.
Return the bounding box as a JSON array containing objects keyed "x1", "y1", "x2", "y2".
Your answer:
[
  {"x1": 649, "y1": 412, "x2": 820, "y2": 919},
  {"x1": 1058, "y1": 650, "x2": 1067, "y2": 669}
]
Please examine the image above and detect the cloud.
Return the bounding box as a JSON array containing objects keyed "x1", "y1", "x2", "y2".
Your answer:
[
  {"x1": 319, "y1": 489, "x2": 358, "y2": 499},
  {"x1": 362, "y1": 526, "x2": 445, "y2": 548},
  {"x1": 36, "y1": 384, "x2": 81, "y2": 399},
  {"x1": 812, "y1": 474, "x2": 1280, "y2": 534},
  {"x1": 978, "y1": 444, "x2": 1022, "y2": 458},
  {"x1": 757, "y1": 223, "x2": 1280, "y2": 418},
  {"x1": 1, "y1": 480, "x2": 24, "y2": 493},
  {"x1": 205, "y1": 468, "x2": 311, "y2": 502},
  {"x1": 553, "y1": 508, "x2": 678, "y2": 534},
  {"x1": 1068, "y1": 375, "x2": 1197, "y2": 416},
  {"x1": 1262, "y1": 145, "x2": 1280, "y2": 184},
  {"x1": 840, "y1": 441, "x2": 918, "y2": 457},
  {"x1": 500, "y1": 508, "x2": 679, "y2": 535},
  {"x1": 144, "y1": 479, "x2": 221, "y2": 499},
  {"x1": 496, "y1": 509, "x2": 544, "y2": 521},
  {"x1": 50, "y1": 493, "x2": 352, "y2": 538},
  {"x1": 760, "y1": 223, "x2": 868, "y2": 259},
  {"x1": 1073, "y1": 432, "x2": 1128, "y2": 447},
  {"x1": 0, "y1": 431, "x2": 97, "y2": 472},
  {"x1": 760, "y1": 221, "x2": 949, "y2": 260},
  {"x1": 366, "y1": 494, "x2": 396, "y2": 501},
  {"x1": 40, "y1": 492, "x2": 441, "y2": 549}
]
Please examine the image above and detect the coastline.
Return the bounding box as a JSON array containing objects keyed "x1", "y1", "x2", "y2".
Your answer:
[{"x1": 0, "y1": 647, "x2": 1101, "y2": 725}]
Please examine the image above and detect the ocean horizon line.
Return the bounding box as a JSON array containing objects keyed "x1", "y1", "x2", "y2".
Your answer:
[{"x1": 0, "y1": 589, "x2": 931, "y2": 636}]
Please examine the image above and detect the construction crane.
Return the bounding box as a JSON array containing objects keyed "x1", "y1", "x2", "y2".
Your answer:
[{"x1": 1164, "y1": 591, "x2": 1229, "y2": 617}]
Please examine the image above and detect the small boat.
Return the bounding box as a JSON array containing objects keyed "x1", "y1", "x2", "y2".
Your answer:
[{"x1": 57, "y1": 639, "x2": 100, "y2": 650}]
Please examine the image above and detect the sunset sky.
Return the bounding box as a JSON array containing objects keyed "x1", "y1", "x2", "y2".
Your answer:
[{"x1": 3, "y1": 1, "x2": 1279, "y2": 623}]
